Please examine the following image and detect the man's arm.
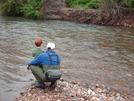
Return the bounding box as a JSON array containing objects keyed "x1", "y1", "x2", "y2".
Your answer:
[{"x1": 28, "y1": 54, "x2": 42, "y2": 66}]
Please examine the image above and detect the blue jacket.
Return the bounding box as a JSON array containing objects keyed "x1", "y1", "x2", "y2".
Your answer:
[{"x1": 28, "y1": 50, "x2": 60, "y2": 66}]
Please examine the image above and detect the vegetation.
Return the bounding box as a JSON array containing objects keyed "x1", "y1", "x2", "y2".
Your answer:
[
  {"x1": 0, "y1": 0, "x2": 26, "y2": 16},
  {"x1": 68, "y1": 0, "x2": 134, "y2": 9},
  {"x1": 68, "y1": 0, "x2": 99, "y2": 9},
  {"x1": 0, "y1": 0, "x2": 43, "y2": 19},
  {"x1": 0, "y1": 0, "x2": 134, "y2": 19},
  {"x1": 122, "y1": 0, "x2": 134, "y2": 9},
  {"x1": 21, "y1": 0, "x2": 44, "y2": 19}
]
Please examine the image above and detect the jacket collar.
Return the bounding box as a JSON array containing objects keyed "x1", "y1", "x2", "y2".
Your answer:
[{"x1": 46, "y1": 49, "x2": 55, "y2": 53}]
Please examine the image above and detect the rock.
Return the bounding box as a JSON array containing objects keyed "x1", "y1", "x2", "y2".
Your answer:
[
  {"x1": 95, "y1": 84, "x2": 100, "y2": 88},
  {"x1": 71, "y1": 80, "x2": 77, "y2": 84},
  {"x1": 70, "y1": 93, "x2": 75, "y2": 97},
  {"x1": 20, "y1": 92, "x2": 25, "y2": 96},
  {"x1": 94, "y1": 88, "x2": 102, "y2": 93},
  {"x1": 116, "y1": 23, "x2": 120, "y2": 25},
  {"x1": 91, "y1": 97, "x2": 100, "y2": 101},
  {"x1": 116, "y1": 93, "x2": 120, "y2": 97},
  {"x1": 127, "y1": 74, "x2": 132, "y2": 76},
  {"x1": 77, "y1": 82, "x2": 81, "y2": 86},
  {"x1": 88, "y1": 89, "x2": 95, "y2": 96},
  {"x1": 60, "y1": 78, "x2": 65, "y2": 81},
  {"x1": 101, "y1": 96, "x2": 108, "y2": 100},
  {"x1": 63, "y1": 71, "x2": 68, "y2": 74},
  {"x1": 30, "y1": 78, "x2": 34, "y2": 81},
  {"x1": 107, "y1": 96, "x2": 116, "y2": 101},
  {"x1": 80, "y1": 98, "x2": 84, "y2": 101}
]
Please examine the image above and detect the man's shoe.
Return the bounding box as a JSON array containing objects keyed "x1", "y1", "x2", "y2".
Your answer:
[
  {"x1": 50, "y1": 82, "x2": 57, "y2": 89},
  {"x1": 36, "y1": 82, "x2": 47, "y2": 89}
]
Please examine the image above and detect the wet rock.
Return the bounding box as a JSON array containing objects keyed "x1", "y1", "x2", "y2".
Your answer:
[
  {"x1": 71, "y1": 80, "x2": 77, "y2": 84},
  {"x1": 95, "y1": 84, "x2": 100, "y2": 88},
  {"x1": 20, "y1": 92, "x2": 25, "y2": 96},
  {"x1": 30, "y1": 78, "x2": 34, "y2": 81}
]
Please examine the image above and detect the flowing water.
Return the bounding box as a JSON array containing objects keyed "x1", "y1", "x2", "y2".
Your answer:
[{"x1": 0, "y1": 16, "x2": 134, "y2": 101}]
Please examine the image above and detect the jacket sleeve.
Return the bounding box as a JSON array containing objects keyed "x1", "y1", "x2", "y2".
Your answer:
[{"x1": 28, "y1": 54, "x2": 42, "y2": 66}]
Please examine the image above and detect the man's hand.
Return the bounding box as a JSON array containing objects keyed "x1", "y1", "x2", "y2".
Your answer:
[{"x1": 27, "y1": 65, "x2": 30, "y2": 71}]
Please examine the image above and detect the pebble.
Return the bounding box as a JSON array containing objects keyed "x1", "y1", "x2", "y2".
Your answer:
[
  {"x1": 71, "y1": 80, "x2": 77, "y2": 84},
  {"x1": 88, "y1": 89, "x2": 96, "y2": 96},
  {"x1": 95, "y1": 84, "x2": 100, "y2": 88}
]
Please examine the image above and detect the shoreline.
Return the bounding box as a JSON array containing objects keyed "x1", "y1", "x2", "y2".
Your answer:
[
  {"x1": 40, "y1": 0, "x2": 134, "y2": 28},
  {"x1": 14, "y1": 79, "x2": 133, "y2": 101},
  {"x1": 58, "y1": 8, "x2": 134, "y2": 28}
]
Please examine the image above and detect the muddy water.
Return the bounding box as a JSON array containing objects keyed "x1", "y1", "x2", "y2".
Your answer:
[{"x1": 0, "y1": 16, "x2": 134, "y2": 101}]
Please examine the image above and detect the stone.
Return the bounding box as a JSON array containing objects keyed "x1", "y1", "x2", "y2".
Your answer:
[
  {"x1": 94, "y1": 88, "x2": 102, "y2": 93},
  {"x1": 91, "y1": 97, "x2": 100, "y2": 101},
  {"x1": 88, "y1": 89, "x2": 95, "y2": 96},
  {"x1": 72, "y1": 80, "x2": 77, "y2": 84},
  {"x1": 95, "y1": 84, "x2": 100, "y2": 88}
]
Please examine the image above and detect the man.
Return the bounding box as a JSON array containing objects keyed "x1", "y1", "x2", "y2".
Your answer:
[{"x1": 27, "y1": 42, "x2": 60, "y2": 89}]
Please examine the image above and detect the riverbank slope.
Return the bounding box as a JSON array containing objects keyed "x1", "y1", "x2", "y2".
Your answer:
[
  {"x1": 41, "y1": 0, "x2": 134, "y2": 27},
  {"x1": 57, "y1": 8, "x2": 134, "y2": 27}
]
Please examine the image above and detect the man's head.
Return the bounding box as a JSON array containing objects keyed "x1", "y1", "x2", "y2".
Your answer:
[
  {"x1": 35, "y1": 39, "x2": 43, "y2": 47},
  {"x1": 46, "y1": 42, "x2": 55, "y2": 50}
]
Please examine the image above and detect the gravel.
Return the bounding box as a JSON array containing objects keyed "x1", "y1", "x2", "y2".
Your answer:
[{"x1": 13, "y1": 79, "x2": 133, "y2": 101}]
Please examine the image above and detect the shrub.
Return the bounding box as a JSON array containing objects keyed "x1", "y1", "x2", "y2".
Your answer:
[
  {"x1": 122, "y1": 0, "x2": 134, "y2": 9},
  {"x1": 68, "y1": 0, "x2": 134, "y2": 9},
  {"x1": 0, "y1": 0, "x2": 44, "y2": 19},
  {"x1": 21, "y1": 0, "x2": 44, "y2": 19},
  {"x1": 68, "y1": 0, "x2": 99, "y2": 9},
  {"x1": 0, "y1": 0, "x2": 26, "y2": 16},
  {"x1": 98, "y1": 0, "x2": 134, "y2": 9}
]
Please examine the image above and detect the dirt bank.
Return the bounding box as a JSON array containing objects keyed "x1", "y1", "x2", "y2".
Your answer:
[
  {"x1": 41, "y1": 0, "x2": 134, "y2": 27},
  {"x1": 14, "y1": 79, "x2": 133, "y2": 101},
  {"x1": 57, "y1": 8, "x2": 134, "y2": 27}
]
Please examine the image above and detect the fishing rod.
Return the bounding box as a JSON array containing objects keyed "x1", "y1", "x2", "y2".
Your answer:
[
  {"x1": 26, "y1": 32, "x2": 34, "y2": 51},
  {"x1": 27, "y1": 31, "x2": 48, "y2": 52},
  {"x1": 27, "y1": 31, "x2": 52, "y2": 49},
  {"x1": 27, "y1": 31, "x2": 58, "y2": 52}
]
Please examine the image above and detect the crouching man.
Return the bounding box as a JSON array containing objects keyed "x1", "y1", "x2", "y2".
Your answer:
[{"x1": 27, "y1": 42, "x2": 61, "y2": 89}]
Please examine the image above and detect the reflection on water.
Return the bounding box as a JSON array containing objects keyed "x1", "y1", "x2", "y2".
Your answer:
[{"x1": 0, "y1": 16, "x2": 134, "y2": 101}]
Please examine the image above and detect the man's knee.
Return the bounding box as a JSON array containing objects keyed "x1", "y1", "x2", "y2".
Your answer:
[{"x1": 30, "y1": 65, "x2": 40, "y2": 71}]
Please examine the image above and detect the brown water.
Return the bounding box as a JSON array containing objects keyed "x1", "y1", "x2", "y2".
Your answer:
[{"x1": 0, "y1": 16, "x2": 134, "y2": 101}]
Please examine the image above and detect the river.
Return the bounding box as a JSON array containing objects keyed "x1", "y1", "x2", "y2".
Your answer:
[{"x1": 0, "y1": 16, "x2": 134, "y2": 101}]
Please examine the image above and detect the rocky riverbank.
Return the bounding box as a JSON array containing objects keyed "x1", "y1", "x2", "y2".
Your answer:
[{"x1": 14, "y1": 78, "x2": 133, "y2": 101}]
